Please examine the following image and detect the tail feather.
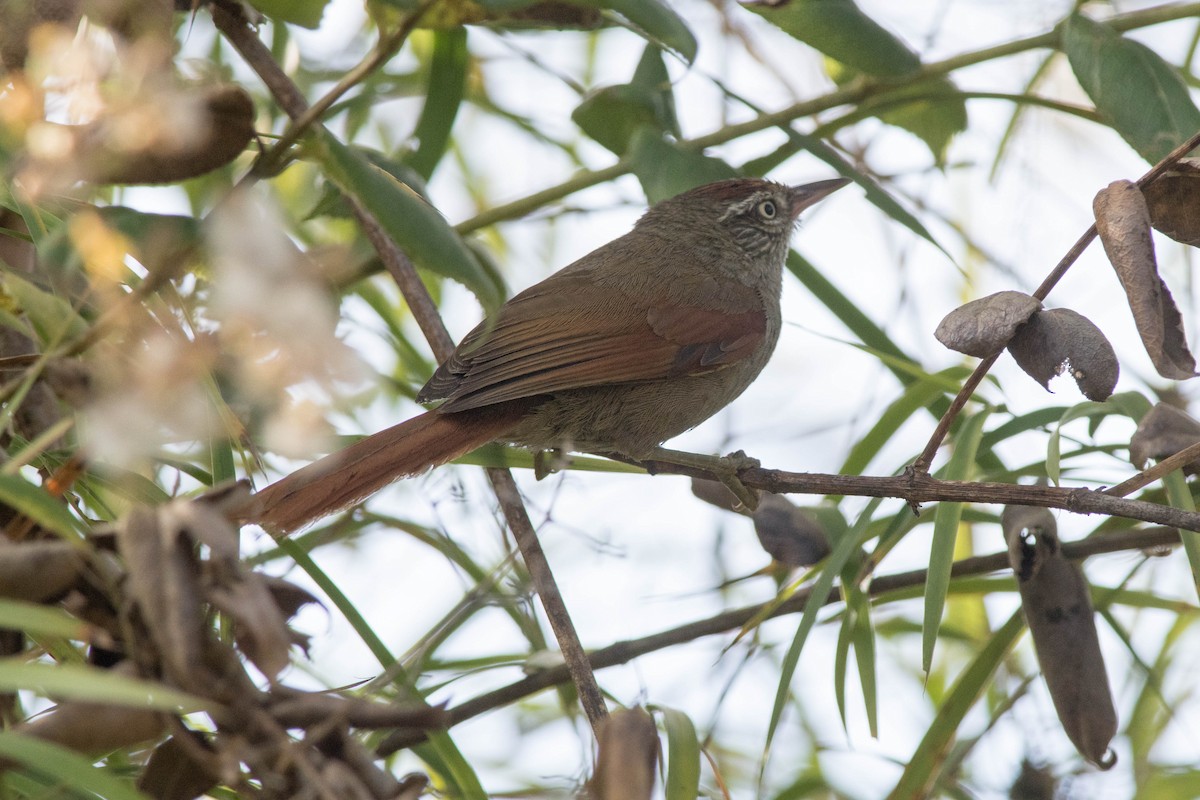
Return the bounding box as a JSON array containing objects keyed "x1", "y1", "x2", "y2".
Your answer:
[{"x1": 249, "y1": 401, "x2": 532, "y2": 535}]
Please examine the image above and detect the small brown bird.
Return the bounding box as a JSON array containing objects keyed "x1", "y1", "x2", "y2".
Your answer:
[{"x1": 252, "y1": 177, "x2": 849, "y2": 533}]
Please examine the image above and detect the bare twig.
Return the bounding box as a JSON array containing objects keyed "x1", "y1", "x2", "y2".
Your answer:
[
  {"x1": 208, "y1": 0, "x2": 608, "y2": 736},
  {"x1": 1105, "y1": 439, "x2": 1200, "y2": 498},
  {"x1": 912, "y1": 124, "x2": 1200, "y2": 474},
  {"x1": 377, "y1": 524, "x2": 1180, "y2": 754},
  {"x1": 454, "y1": 2, "x2": 1200, "y2": 235}
]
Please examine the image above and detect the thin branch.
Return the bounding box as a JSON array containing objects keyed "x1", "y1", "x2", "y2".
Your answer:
[
  {"x1": 621, "y1": 458, "x2": 1200, "y2": 532},
  {"x1": 912, "y1": 124, "x2": 1200, "y2": 474},
  {"x1": 1106, "y1": 439, "x2": 1200, "y2": 498},
  {"x1": 377, "y1": 524, "x2": 1181, "y2": 754},
  {"x1": 452, "y1": 2, "x2": 1200, "y2": 234},
  {"x1": 208, "y1": 0, "x2": 608, "y2": 736}
]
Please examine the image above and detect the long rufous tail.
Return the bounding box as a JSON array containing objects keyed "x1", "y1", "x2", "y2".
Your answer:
[{"x1": 248, "y1": 400, "x2": 533, "y2": 534}]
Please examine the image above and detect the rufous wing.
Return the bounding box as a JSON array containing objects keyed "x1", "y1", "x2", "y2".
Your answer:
[{"x1": 420, "y1": 274, "x2": 767, "y2": 412}]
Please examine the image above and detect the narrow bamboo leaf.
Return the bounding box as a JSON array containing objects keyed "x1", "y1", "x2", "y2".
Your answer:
[
  {"x1": 887, "y1": 610, "x2": 1024, "y2": 800},
  {"x1": 0, "y1": 732, "x2": 150, "y2": 800},
  {"x1": 1163, "y1": 470, "x2": 1200, "y2": 599},
  {"x1": 408, "y1": 29, "x2": 468, "y2": 180},
  {"x1": 0, "y1": 660, "x2": 207, "y2": 712},
  {"x1": 310, "y1": 130, "x2": 505, "y2": 310},
  {"x1": 281, "y1": 540, "x2": 488, "y2": 799},
  {"x1": 0, "y1": 600, "x2": 90, "y2": 640},
  {"x1": 851, "y1": 592, "x2": 878, "y2": 738},
  {"x1": 923, "y1": 410, "x2": 989, "y2": 672},
  {"x1": 839, "y1": 372, "x2": 954, "y2": 475},
  {"x1": 834, "y1": 603, "x2": 853, "y2": 731},
  {"x1": 1046, "y1": 400, "x2": 1128, "y2": 484},
  {"x1": 744, "y1": 0, "x2": 920, "y2": 77},
  {"x1": 1062, "y1": 13, "x2": 1200, "y2": 163},
  {"x1": 655, "y1": 706, "x2": 701, "y2": 800},
  {"x1": 766, "y1": 499, "x2": 875, "y2": 755},
  {"x1": 0, "y1": 474, "x2": 83, "y2": 540},
  {"x1": 786, "y1": 252, "x2": 920, "y2": 386},
  {"x1": 248, "y1": 0, "x2": 329, "y2": 28}
]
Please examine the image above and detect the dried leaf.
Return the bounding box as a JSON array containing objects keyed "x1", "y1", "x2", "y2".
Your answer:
[
  {"x1": 751, "y1": 495, "x2": 831, "y2": 567},
  {"x1": 115, "y1": 506, "x2": 205, "y2": 690},
  {"x1": 1129, "y1": 402, "x2": 1200, "y2": 470},
  {"x1": 75, "y1": 84, "x2": 256, "y2": 185},
  {"x1": 15, "y1": 664, "x2": 167, "y2": 755},
  {"x1": 1094, "y1": 180, "x2": 1197, "y2": 380},
  {"x1": 589, "y1": 707, "x2": 659, "y2": 800},
  {"x1": 1142, "y1": 159, "x2": 1200, "y2": 247},
  {"x1": 692, "y1": 479, "x2": 830, "y2": 566},
  {"x1": 137, "y1": 733, "x2": 220, "y2": 800},
  {"x1": 1003, "y1": 504, "x2": 1118, "y2": 769},
  {"x1": 934, "y1": 291, "x2": 1042, "y2": 358},
  {"x1": 168, "y1": 501, "x2": 292, "y2": 681},
  {"x1": 0, "y1": 542, "x2": 83, "y2": 602},
  {"x1": 1006, "y1": 308, "x2": 1119, "y2": 401}
]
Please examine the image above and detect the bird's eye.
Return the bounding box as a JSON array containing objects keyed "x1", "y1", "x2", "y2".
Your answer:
[{"x1": 757, "y1": 199, "x2": 778, "y2": 219}]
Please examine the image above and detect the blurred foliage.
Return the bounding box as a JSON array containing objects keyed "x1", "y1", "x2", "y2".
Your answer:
[{"x1": 1, "y1": 0, "x2": 1200, "y2": 798}]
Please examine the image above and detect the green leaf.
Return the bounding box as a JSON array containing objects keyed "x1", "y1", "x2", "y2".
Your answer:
[
  {"x1": 628, "y1": 129, "x2": 738, "y2": 203},
  {"x1": 573, "y1": 45, "x2": 678, "y2": 155},
  {"x1": 839, "y1": 369, "x2": 963, "y2": 475},
  {"x1": 248, "y1": 0, "x2": 329, "y2": 28},
  {"x1": 1163, "y1": 470, "x2": 1200, "y2": 599},
  {"x1": 923, "y1": 410, "x2": 989, "y2": 672},
  {"x1": 744, "y1": 0, "x2": 920, "y2": 77},
  {"x1": 871, "y1": 78, "x2": 968, "y2": 164},
  {"x1": 310, "y1": 130, "x2": 506, "y2": 310},
  {"x1": 0, "y1": 660, "x2": 208, "y2": 712},
  {"x1": 1062, "y1": 13, "x2": 1200, "y2": 163},
  {"x1": 0, "y1": 474, "x2": 83, "y2": 540},
  {"x1": 408, "y1": 29, "x2": 469, "y2": 180},
  {"x1": 0, "y1": 732, "x2": 151, "y2": 800},
  {"x1": 0, "y1": 600, "x2": 91, "y2": 640},
  {"x1": 888, "y1": 610, "x2": 1024, "y2": 800},
  {"x1": 654, "y1": 706, "x2": 701, "y2": 800},
  {"x1": 766, "y1": 499, "x2": 870, "y2": 755},
  {"x1": 786, "y1": 252, "x2": 923, "y2": 387},
  {"x1": 0, "y1": 272, "x2": 88, "y2": 346},
  {"x1": 575, "y1": 0, "x2": 698, "y2": 64}
]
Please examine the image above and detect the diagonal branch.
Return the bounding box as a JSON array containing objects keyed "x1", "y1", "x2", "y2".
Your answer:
[
  {"x1": 911, "y1": 123, "x2": 1200, "y2": 474},
  {"x1": 377, "y1": 524, "x2": 1181, "y2": 754},
  {"x1": 208, "y1": 0, "x2": 608, "y2": 737}
]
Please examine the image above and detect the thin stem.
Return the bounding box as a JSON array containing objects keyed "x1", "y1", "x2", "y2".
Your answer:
[
  {"x1": 209, "y1": 0, "x2": 608, "y2": 737},
  {"x1": 377, "y1": 524, "x2": 1179, "y2": 753},
  {"x1": 1106, "y1": 439, "x2": 1200, "y2": 498},
  {"x1": 912, "y1": 124, "x2": 1200, "y2": 474},
  {"x1": 250, "y1": 0, "x2": 438, "y2": 179},
  {"x1": 453, "y1": 2, "x2": 1200, "y2": 234}
]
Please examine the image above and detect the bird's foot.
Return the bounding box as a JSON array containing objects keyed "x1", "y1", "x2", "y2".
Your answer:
[
  {"x1": 644, "y1": 447, "x2": 761, "y2": 512},
  {"x1": 533, "y1": 448, "x2": 572, "y2": 480}
]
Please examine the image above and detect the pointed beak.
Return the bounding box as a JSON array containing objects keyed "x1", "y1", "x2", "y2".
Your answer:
[{"x1": 788, "y1": 177, "x2": 852, "y2": 220}]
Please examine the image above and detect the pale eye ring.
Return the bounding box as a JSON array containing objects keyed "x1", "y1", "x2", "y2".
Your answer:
[{"x1": 757, "y1": 199, "x2": 778, "y2": 219}]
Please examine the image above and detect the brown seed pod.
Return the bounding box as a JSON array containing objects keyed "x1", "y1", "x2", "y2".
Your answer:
[
  {"x1": 934, "y1": 291, "x2": 1042, "y2": 358},
  {"x1": 1006, "y1": 308, "x2": 1119, "y2": 401},
  {"x1": 589, "y1": 707, "x2": 659, "y2": 800},
  {"x1": 1002, "y1": 505, "x2": 1118, "y2": 768}
]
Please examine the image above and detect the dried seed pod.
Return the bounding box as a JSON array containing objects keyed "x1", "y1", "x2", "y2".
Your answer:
[
  {"x1": 1002, "y1": 504, "x2": 1118, "y2": 768},
  {"x1": 692, "y1": 479, "x2": 831, "y2": 566},
  {"x1": 1141, "y1": 159, "x2": 1200, "y2": 247},
  {"x1": 934, "y1": 291, "x2": 1042, "y2": 357},
  {"x1": 13, "y1": 663, "x2": 167, "y2": 756},
  {"x1": 137, "y1": 732, "x2": 221, "y2": 800},
  {"x1": 589, "y1": 707, "x2": 659, "y2": 800},
  {"x1": 0, "y1": 542, "x2": 84, "y2": 602},
  {"x1": 1094, "y1": 180, "x2": 1196, "y2": 380},
  {"x1": 1128, "y1": 402, "x2": 1200, "y2": 471},
  {"x1": 1006, "y1": 308, "x2": 1119, "y2": 401}
]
